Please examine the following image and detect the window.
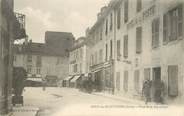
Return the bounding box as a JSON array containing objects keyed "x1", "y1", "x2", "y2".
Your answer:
[
  {"x1": 136, "y1": 27, "x2": 142, "y2": 54},
  {"x1": 124, "y1": 71, "x2": 128, "y2": 92},
  {"x1": 80, "y1": 48, "x2": 83, "y2": 59},
  {"x1": 117, "y1": 40, "x2": 121, "y2": 60},
  {"x1": 106, "y1": 44, "x2": 108, "y2": 61},
  {"x1": 117, "y1": 8, "x2": 121, "y2": 29},
  {"x1": 95, "y1": 51, "x2": 98, "y2": 64},
  {"x1": 124, "y1": 0, "x2": 129, "y2": 23},
  {"x1": 110, "y1": 13, "x2": 113, "y2": 31},
  {"x1": 105, "y1": 19, "x2": 108, "y2": 35},
  {"x1": 14, "y1": 55, "x2": 16, "y2": 62},
  {"x1": 36, "y1": 56, "x2": 42, "y2": 67},
  {"x1": 27, "y1": 55, "x2": 32, "y2": 63},
  {"x1": 74, "y1": 64, "x2": 78, "y2": 73},
  {"x1": 80, "y1": 63, "x2": 82, "y2": 73},
  {"x1": 134, "y1": 70, "x2": 140, "y2": 93},
  {"x1": 163, "y1": 5, "x2": 183, "y2": 44},
  {"x1": 100, "y1": 28, "x2": 103, "y2": 40},
  {"x1": 136, "y1": 0, "x2": 142, "y2": 12},
  {"x1": 99, "y1": 49, "x2": 103, "y2": 63},
  {"x1": 36, "y1": 68, "x2": 41, "y2": 74},
  {"x1": 168, "y1": 65, "x2": 178, "y2": 97},
  {"x1": 116, "y1": 72, "x2": 120, "y2": 91},
  {"x1": 144, "y1": 68, "x2": 151, "y2": 80},
  {"x1": 152, "y1": 18, "x2": 160, "y2": 48},
  {"x1": 27, "y1": 65, "x2": 32, "y2": 73},
  {"x1": 124, "y1": 35, "x2": 128, "y2": 58},
  {"x1": 110, "y1": 40, "x2": 113, "y2": 59}
]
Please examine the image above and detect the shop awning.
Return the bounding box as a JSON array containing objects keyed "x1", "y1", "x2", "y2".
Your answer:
[
  {"x1": 70, "y1": 75, "x2": 81, "y2": 83},
  {"x1": 26, "y1": 78, "x2": 42, "y2": 82},
  {"x1": 64, "y1": 76, "x2": 73, "y2": 81}
]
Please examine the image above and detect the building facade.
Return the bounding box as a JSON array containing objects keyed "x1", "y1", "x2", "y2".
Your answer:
[
  {"x1": 87, "y1": 0, "x2": 184, "y2": 103},
  {"x1": 68, "y1": 37, "x2": 88, "y2": 87},
  {"x1": 0, "y1": 0, "x2": 26, "y2": 114}
]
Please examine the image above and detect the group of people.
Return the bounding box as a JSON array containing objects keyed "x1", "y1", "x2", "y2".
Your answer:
[{"x1": 142, "y1": 79, "x2": 165, "y2": 104}]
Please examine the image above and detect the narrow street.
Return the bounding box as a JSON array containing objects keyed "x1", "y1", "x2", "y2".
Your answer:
[{"x1": 22, "y1": 87, "x2": 184, "y2": 116}]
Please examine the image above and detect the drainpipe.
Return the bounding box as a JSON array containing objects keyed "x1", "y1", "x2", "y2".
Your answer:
[{"x1": 112, "y1": 7, "x2": 117, "y2": 95}]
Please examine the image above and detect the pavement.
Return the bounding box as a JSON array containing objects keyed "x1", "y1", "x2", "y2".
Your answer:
[{"x1": 92, "y1": 92, "x2": 155, "y2": 105}]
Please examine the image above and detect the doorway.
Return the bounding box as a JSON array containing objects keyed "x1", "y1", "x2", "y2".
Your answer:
[{"x1": 152, "y1": 67, "x2": 161, "y2": 102}]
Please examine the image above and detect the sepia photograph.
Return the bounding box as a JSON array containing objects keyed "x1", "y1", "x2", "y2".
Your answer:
[{"x1": 0, "y1": 0, "x2": 184, "y2": 116}]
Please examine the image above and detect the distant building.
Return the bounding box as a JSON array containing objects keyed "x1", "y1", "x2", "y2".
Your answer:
[
  {"x1": 68, "y1": 37, "x2": 88, "y2": 87},
  {"x1": 0, "y1": 0, "x2": 26, "y2": 114},
  {"x1": 45, "y1": 31, "x2": 74, "y2": 57},
  {"x1": 14, "y1": 32, "x2": 74, "y2": 87}
]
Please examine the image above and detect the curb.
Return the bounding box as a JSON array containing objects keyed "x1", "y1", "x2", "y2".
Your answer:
[{"x1": 92, "y1": 93, "x2": 147, "y2": 105}]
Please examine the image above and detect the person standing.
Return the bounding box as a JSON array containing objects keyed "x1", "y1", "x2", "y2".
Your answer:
[{"x1": 142, "y1": 79, "x2": 152, "y2": 104}]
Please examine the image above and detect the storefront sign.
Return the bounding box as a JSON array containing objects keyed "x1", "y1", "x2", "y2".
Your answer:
[{"x1": 127, "y1": 5, "x2": 156, "y2": 29}]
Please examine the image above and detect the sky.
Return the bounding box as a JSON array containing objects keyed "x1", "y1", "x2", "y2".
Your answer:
[{"x1": 14, "y1": 0, "x2": 110, "y2": 43}]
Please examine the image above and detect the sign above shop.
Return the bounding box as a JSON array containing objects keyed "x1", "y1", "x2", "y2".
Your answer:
[{"x1": 127, "y1": 4, "x2": 156, "y2": 29}]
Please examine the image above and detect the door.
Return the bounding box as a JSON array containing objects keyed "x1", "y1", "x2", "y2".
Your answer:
[{"x1": 152, "y1": 67, "x2": 161, "y2": 102}]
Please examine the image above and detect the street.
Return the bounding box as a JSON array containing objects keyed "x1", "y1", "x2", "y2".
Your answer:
[{"x1": 22, "y1": 87, "x2": 184, "y2": 116}]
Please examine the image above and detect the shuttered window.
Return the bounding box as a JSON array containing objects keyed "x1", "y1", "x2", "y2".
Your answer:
[
  {"x1": 136, "y1": 27, "x2": 142, "y2": 54},
  {"x1": 144, "y1": 68, "x2": 151, "y2": 80},
  {"x1": 134, "y1": 70, "x2": 140, "y2": 93},
  {"x1": 124, "y1": 35, "x2": 128, "y2": 58},
  {"x1": 117, "y1": 8, "x2": 121, "y2": 29},
  {"x1": 110, "y1": 40, "x2": 113, "y2": 59},
  {"x1": 116, "y1": 72, "x2": 120, "y2": 91},
  {"x1": 105, "y1": 44, "x2": 108, "y2": 61},
  {"x1": 163, "y1": 14, "x2": 169, "y2": 44},
  {"x1": 124, "y1": 0, "x2": 129, "y2": 23},
  {"x1": 168, "y1": 65, "x2": 178, "y2": 97},
  {"x1": 117, "y1": 40, "x2": 121, "y2": 60},
  {"x1": 163, "y1": 5, "x2": 183, "y2": 44},
  {"x1": 110, "y1": 13, "x2": 113, "y2": 31},
  {"x1": 152, "y1": 18, "x2": 160, "y2": 48},
  {"x1": 124, "y1": 71, "x2": 128, "y2": 92},
  {"x1": 105, "y1": 19, "x2": 108, "y2": 35},
  {"x1": 136, "y1": 0, "x2": 142, "y2": 12},
  {"x1": 99, "y1": 49, "x2": 103, "y2": 63}
]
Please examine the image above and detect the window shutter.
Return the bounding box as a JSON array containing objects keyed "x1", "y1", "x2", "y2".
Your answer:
[
  {"x1": 168, "y1": 65, "x2": 178, "y2": 97},
  {"x1": 117, "y1": 8, "x2": 121, "y2": 29},
  {"x1": 163, "y1": 14, "x2": 169, "y2": 44},
  {"x1": 136, "y1": 27, "x2": 142, "y2": 54},
  {"x1": 178, "y1": 5, "x2": 183, "y2": 38},
  {"x1": 124, "y1": 0, "x2": 128, "y2": 23},
  {"x1": 124, "y1": 71, "x2": 128, "y2": 92},
  {"x1": 124, "y1": 35, "x2": 128, "y2": 58},
  {"x1": 117, "y1": 40, "x2": 121, "y2": 59},
  {"x1": 137, "y1": 0, "x2": 142, "y2": 12},
  {"x1": 134, "y1": 70, "x2": 140, "y2": 93},
  {"x1": 116, "y1": 72, "x2": 120, "y2": 91}
]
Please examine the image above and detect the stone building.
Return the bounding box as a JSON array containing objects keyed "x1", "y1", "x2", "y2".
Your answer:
[
  {"x1": 14, "y1": 32, "x2": 74, "y2": 87},
  {"x1": 0, "y1": 0, "x2": 26, "y2": 114},
  {"x1": 86, "y1": 0, "x2": 184, "y2": 103}
]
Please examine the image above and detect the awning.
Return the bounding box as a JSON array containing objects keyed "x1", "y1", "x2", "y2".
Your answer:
[
  {"x1": 64, "y1": 76, "x2": 73, "y2": 81},
  {"x1": 70, "y1": 75, "x2": 81, "y2": 83},
  {"x1": 26, "y1": 78, "x2": 42, "y2": 82},
  {"x1": 36, "y1": 74, "x2": 41, "y2": 78}
]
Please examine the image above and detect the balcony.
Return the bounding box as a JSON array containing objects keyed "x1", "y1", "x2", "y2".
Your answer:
[{"x1": 13, "y1": 13, "x2": 27, "y2": 40}]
